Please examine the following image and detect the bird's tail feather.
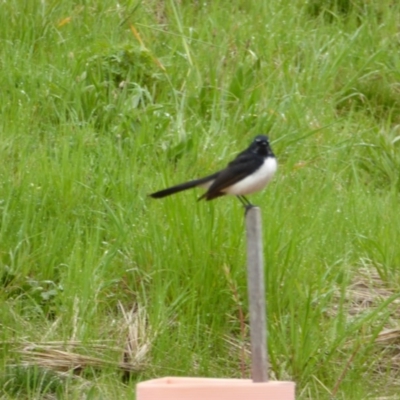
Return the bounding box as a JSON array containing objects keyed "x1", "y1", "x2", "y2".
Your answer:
[{"x1": 150, "y1": 172, "x2": 219, "y2": 199}]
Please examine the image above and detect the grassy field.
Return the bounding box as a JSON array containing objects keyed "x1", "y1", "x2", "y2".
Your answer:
[{"x1": 1, "y1": 0, "x2": 400, "y2": 398}]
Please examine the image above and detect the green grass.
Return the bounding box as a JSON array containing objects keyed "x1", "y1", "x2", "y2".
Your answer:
[{"x1": 1, "y1": 0, "x2": 400, "y2": 398}]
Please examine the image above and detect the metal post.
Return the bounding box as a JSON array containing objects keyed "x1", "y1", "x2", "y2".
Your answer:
[{"x1": 245, "y1": 206, "x2": 268, "y2": 382}]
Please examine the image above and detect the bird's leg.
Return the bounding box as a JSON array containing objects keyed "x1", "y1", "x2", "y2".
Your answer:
[
  {"x1": 237, "y1": 195, "x2": 255, "y2": 211},
  {"x1": 237, "y1": 195, "x2": 247, "y2": 206}
]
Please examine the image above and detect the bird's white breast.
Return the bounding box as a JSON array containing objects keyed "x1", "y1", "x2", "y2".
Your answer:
[{"x1": 223, "y1": 157, "x2": 277, "y2": 195}]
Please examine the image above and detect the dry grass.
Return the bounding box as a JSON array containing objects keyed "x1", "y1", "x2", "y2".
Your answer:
[
  {"x1": 339, "y1": 267, "x2": 400, "y2": 319},
  {"x1": 331, "y1": 266, "x2": 400, "y2": 393},
  {"x1": 17, "y1": 343, "x2": 136, "y2": 373},
  {"x1": 8, "y1": 303, "x2": 152, "y2": 378}
]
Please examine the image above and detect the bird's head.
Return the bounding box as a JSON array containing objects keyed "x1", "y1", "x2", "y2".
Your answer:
[
  {"x1": 251, "y1": 135, "x2": 274, "y2": 156},
  {"x1": 254, "y1": 135, "x2": 269, "y2": 147}
]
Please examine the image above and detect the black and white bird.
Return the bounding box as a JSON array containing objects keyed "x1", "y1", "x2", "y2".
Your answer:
[{"x1": 150, "y1": 135, "x2": 277, "y2": 207}]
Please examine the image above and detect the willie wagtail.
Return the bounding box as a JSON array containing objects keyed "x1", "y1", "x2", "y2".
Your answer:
[{"x1": 150, "y1": 135, "x2": 277, "y2": 207}]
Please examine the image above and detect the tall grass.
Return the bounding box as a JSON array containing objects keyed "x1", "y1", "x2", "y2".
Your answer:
[{"x1": 1, "y1": 0, "x2": 400, "y2": 398}]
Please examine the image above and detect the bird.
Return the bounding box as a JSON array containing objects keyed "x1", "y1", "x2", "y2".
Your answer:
[{"x1": 150, "y1": 135, "x2": 277, "y2": 208}]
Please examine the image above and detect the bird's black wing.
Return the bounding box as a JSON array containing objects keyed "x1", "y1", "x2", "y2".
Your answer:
[{"x1": 199, "y1": 153, "x2": 263, "y2": 200}]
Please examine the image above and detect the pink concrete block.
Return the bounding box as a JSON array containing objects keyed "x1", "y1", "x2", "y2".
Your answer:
[{"x1": 137, "y1": 377, "x2": 295, "y2": 400}]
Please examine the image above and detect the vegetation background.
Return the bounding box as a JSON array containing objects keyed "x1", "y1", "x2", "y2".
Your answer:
[{"x1": 1, "y1": 0, "x2": 400, "y2": 398}]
